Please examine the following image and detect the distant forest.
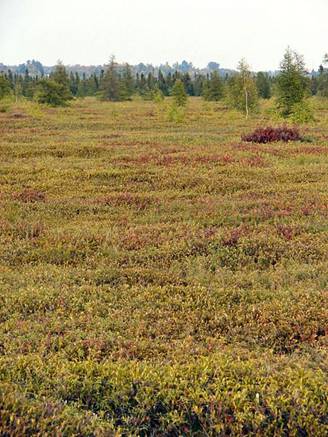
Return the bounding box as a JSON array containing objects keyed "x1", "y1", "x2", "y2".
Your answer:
[
  {"x1": 0, "y1": 59, "x2": 234, "y2": 78},
  {"x1": 1, "y1": 50, "x2": 327, "y2": 121}
]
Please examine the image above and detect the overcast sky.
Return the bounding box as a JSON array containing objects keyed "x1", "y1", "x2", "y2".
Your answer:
[{"x1": 0, "y1": 0, "x2": 327, "y2": 71}]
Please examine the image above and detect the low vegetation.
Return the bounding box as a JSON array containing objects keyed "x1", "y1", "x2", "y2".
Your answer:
[
  {"x1": 242, "y1": 126, "x2": 301, "y2": 143},
  {"x1": 0, "y1": 96, "x2": 327, "y2": 435}
]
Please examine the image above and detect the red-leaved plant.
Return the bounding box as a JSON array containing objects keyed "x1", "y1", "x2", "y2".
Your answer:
[{"x1": 242, "y1": 126, "x2": 301, "y2": 144}]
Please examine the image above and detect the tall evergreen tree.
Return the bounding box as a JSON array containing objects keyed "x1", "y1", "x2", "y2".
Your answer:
[
  {"x1": 52, "y1": 62, "x2": 67, "y2": 83},
  {"x1": 100, "y1": 56, "x2": 120, "y2": 101},
  {"x1": 310, "y1": 74, "x2": 318, "y2": 96},
  {"x1": 69, "y1": 71, "x2": 79, "y2": 96},
  {"x1": 36, "y1": 80, "x2": 68, "y2": 106},
  {"x1": 158, "y1": 70, "x2": 168, "y2": 95},
  {"x1": 119, "y1": 64, "x2": 134, "y2": 100},
  {"x1": 0, "y1": 75, "x2": 11, "y2": 99},
  {"x1": 36, "y1": 61, "x2": 72, "y2": 106},
  {"x1": 276, "y1": 48, "x2": 309, "y2": 117},
  {"x1": 202, "y1": 71, "x2": 224, "y2": 101},
  {"x1": 22, "y1": 69, "x2": 34, "y2": 98},
  {"x1": 317, "y1": 55, "x2": 328, "y2": 98},
  {"x1": 193, "y1": 74, "x2": 205, "y2": 97},
  {"x1": 182, "y1": 73, "x2": 194, "y2": 96},
  {"x1": 51, "y1": 61, "x2": 72, "y2": 101},
  {"x1": 137, "y1": 73, "x2": 148, "y2": 96},
  {"x1": 256, "y1": 72, "x2": 271, "y2": 99}
]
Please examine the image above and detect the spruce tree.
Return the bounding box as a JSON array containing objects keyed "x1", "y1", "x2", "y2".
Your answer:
[
  {"x1": 51, "y1": 61, "x2": 72, "y2": 102},
  {"x1": 138, "y1": 73, "x2": 148, "y2": 97},
  {"x1": 36, "y1": 79, "x2": 68, "y2": 106},
  {"x1": 256, "y1": 72, "x2": 271, "y2": 99},
  {"x1": 317, "y1": 55, "x2": 328, "y2": 98},
  {"x1": 318, "y1": 72, "x2": 328, "y2": 98},
  {"x1": 172, "y1": 79, "x2": 187, "y2": 106},
  {"x1": 22, "y1": 69, "x2": 34, "y2": 99},
  {"x1": 276, "y1": 48, "x2": 308, "y2": 117},
  {"x1": 182, "y1": 73, "x2": 194, "y2": 96},
  {"x1": 100, "y1": 56, "x2": 120, "y2": 101},
  {"x1": 202, "y1": 71, "x2": 224, "y2": 101},
  {"x1": 119, "y1": 64, "x2": 134, "y2": 100},
  {"x1": 158, "y1": 70, "x2": 168, "y2": 95},
  {"x1": 0, "y1": 75, "x2": 11, "y2": 99},
  {"x1": 77, "y1": 73, "x2": 88, "y2": 97},
  {"x1": 193, "y1": 74, "x2": 204, "y2": 97},
  {"x1": 69, "y1": 72, "x2": 79, "y2": 96}
]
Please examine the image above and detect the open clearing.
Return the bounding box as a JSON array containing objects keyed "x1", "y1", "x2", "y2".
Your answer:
[{"x1": 0, "y1": 98, "x2": 328, "y2": 435}]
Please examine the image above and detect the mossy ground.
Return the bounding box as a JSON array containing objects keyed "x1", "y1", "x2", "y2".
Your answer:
[{"x1": 0, "y1": 97, "x2": 328, "y2": 435}]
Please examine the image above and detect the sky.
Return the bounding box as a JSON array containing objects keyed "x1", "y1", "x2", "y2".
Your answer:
[{"x1": 0, "y1": 0, "x2": 327, "y2": 71}]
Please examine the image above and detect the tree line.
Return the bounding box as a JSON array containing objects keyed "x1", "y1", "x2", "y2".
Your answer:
[{"x1": 1, "y1": 50, "x2": 328, "y2": 120}]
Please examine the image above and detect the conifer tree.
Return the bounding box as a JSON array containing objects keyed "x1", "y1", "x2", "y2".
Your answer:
[
  {"x1": 36, "y1": 80, "x2": 67, "y2": 106},
  {"x1": 182, "y1": 73, "x2": 194, "y2": 96},
  {"x1": 7, "y1": 70, "x2": 14, "y2": 90},
  {"x1": 256, "y1": 72, "x2": 271, "y2": 99},
  {"x1": 172, "y1": 79, "x2": 187, "y2": 106},
  {"x1": 317, "y1": 54, "x2": 328, "y2": 98},
  {"x1": 138, "y1": 73, "x2": 148, "y2": 97},
  {"x1": 77, "y1": 73, "x2": 88, "y2": 97},
  {"x1": 119, "y1": 64, "x2": 134, "y2": 100},
  {"x1": 193, "y1": 74, "x2": 205, "y2": 97},
  {"x1": 276, "y1": 48, "x2": 309, "y2": 117},
  {"x1": 36, "y1": 61, "x2": 72, "y2": 106},
  {"x1": 100, "y1": 56, "x2": 120, "y2": 101},
  {"x1": 202, "y1": 71, "x2": 224, "y2": 101},
  {"x1": 51, "y1": 61, "x2": 72, "y2": 101},
  {"x1": 0, "y1": 75, "x2": 11, "y2": 99},
  {"x1": 69, "y1": 72, "x2": 79, "y2": 96},
  {"x1": 22, "y1": 69, "x2": 34, "y2": 98},
  {"x1": 158, "y1": 70, "x2": 168, "y2": 95}
]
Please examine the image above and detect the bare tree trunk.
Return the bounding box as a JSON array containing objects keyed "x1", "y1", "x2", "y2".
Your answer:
[{"x1": 245, "y1": 88, "x2": 249, "y2": 119}]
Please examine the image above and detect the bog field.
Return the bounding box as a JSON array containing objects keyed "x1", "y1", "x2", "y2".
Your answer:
[{"x1": 1, "y1": 97, "x2": 328, "y2": 435}]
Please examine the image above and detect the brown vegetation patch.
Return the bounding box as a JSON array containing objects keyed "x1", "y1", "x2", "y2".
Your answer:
[
  {"x1": 14, "y1": 189, "x2": 46, "y2": 203},
  {"x1": 242, "y1": 126, "x2": 301, "y2": 144},
  {"x1": 97, "y1": 192, "x2": 158, "y2": 210},
  {"x1": 276, "y1": 224, "x2": 299, "y2": 241},
  {"x1": 243, "y1": 154, "x2": 267, "y2": 167},
  {"x1": 292, "y1": 146, "x2": 328, "y2": 156},
  {"x1": 11, "y1": 112, "x2": 27, "y2": 119},
  {"x1": 222, "y1": 226, "x2": 249, "y2": 247}
]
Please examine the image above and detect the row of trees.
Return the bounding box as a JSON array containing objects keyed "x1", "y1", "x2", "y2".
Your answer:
[
  {"x1": 172, "y1": 50, "x2": 328, "y2": 121},
  {"x1": 1, "y1": 50, "x2": 328, "y2": 119}
]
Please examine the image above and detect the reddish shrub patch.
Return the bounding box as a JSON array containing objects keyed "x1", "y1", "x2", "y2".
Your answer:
[
  {"x1": 14, "y1": 189, "x2": 46, "y2": 203},
  {"x1": 97, "y1": 192, "x2": 157, "y2": 211},
  {"x1": 276, "y1": 224, "x2": 295, "y2": 241},
  {"x1": 222, "y1": 226, "x2": 248, "y2": 247},
  {"x1": 203, "y1": 226, "x2": 217, "y2": 240},
  {"x1": 242, "y1": 126, "x2": 301, "y2": 144},
  {"x1": 244, "y1": 154, "x2": 267, "y2": 167}
]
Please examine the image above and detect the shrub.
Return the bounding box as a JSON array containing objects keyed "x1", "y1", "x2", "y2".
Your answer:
[
  {"x1": 171, "y1": 80, "x2": 187, "y2": 107},
  {"x1": 152, "y1": 89, "x2": 164, "y2": 103},
  {"x1": 289, "y1": 100, "x2": 314, "y2": 124},
  {"x1": 242, "y1": 126, "x2": 301, "y2": 143},
  {"x1": 0, "y1": 75, "x2": 12, "y2": 100},
  {"x1": 0, "y1": 96, "x2": 14, "y2": 113},
  {"x1": 167, "y1": 104, "x2": 185, "y2": 123},
  {"x1": 36, "y1": 79, "x2": 71, "y2": 107}
]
